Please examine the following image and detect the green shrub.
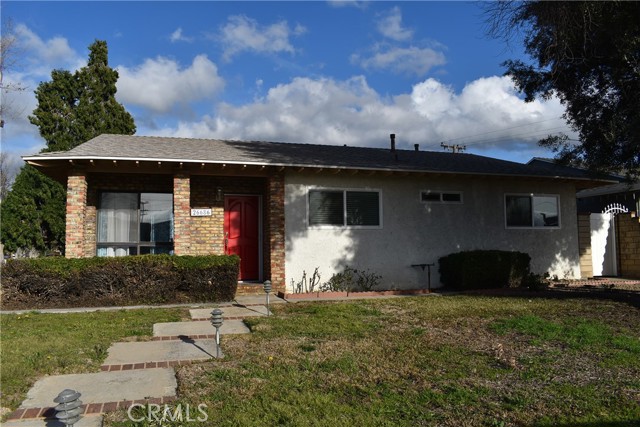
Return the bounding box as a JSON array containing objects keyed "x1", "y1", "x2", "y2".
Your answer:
[
  {"x1": 438, "y1": 250, "x2": 531, "y2": 290},
  {"x1": 0, "y1": 254, "x2": 239, "y2": 309}
]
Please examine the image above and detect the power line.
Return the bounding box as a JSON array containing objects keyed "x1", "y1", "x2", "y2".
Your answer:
[
  {"x1": 425, "y1": 124, "x2": 571, "y2": 151},
  {"x1": 438, "y1": 117, "x2": 565, "y2": 144}
]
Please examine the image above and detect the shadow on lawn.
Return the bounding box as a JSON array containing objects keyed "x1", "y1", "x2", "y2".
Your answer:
[{"x1": 452, "y1": 286, "x2": 640, "y2": 309}]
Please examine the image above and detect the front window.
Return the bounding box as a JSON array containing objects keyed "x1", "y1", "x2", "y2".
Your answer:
[
  {"x1": 97, "y1": 192, "x2": 174, "y2": 256},
  {"x1": 505, "y1": 194, "x2": 559, "y2": 228},
  {"x1": 308, "y1": 189, "x2": 381, "y2": 228}
]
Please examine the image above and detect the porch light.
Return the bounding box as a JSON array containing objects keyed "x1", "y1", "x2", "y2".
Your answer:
[
  {"x1": 263, "y1": 280, "x2": 272, "y2": 316},
  {"x1": 215, "y1": 187, "x2": 223, "y2": 202},
  {"x1": 54, "y1": 389, "x2": 83, "y2": 427},
  {"x1": 210, "y1": 308, "x2": 223, "y2": 358}
]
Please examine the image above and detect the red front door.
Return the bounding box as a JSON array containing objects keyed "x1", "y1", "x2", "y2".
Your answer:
[{"x1": 224, "y1": 195, "x2": 260, "y2": 281}]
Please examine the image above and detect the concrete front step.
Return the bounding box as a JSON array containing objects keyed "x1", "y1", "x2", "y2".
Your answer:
[
  {"x1": 189, "y1": 305, "x2": 270, "y2": 320},
  {"x1": 232, "y1": 295, "x2": 287, "y2": 305},
  {"x1": 153, "y1": 319, "x2": 250, "y2": 339},
  {"x1": 6, "y1": 369, "x2": 177, "y2": 422},
  {"x1": 102, "y1": 339, "x2": 222, "y2": 369}
]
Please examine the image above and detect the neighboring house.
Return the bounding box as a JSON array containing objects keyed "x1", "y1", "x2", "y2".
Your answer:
[{"x1": 24, "y1": 134, "x2": 614, "y2": 292}]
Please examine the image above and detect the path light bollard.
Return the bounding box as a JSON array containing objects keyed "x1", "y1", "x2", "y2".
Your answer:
[
  {"x1": 53, "y1": 389, "x2": 83, "y2": 427},
  {"x1": 211, "y1": 308, "x2": 223, "y2": 358},
  {"x1": 263, "y1": 280, "x2": 272, "y2": 317}
]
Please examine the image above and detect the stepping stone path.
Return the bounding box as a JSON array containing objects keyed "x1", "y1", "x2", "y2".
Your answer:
[{"x1": 4, "y1": 297, "x2": 284, "y2": 426}]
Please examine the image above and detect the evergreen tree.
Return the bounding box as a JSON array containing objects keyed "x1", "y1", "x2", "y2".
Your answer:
[
  {"x1": 1, "y1": 40, "x2": 135, "y2": 255},
  {"x1": 0, "y1": 164, "x2": 66, "y2": 254},
  {"x1": 30, "y1": 40, "x2": 136, "y2": 152}
]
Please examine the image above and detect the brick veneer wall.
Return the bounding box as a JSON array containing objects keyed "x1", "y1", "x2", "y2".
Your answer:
[
  {"x1": 173, "y1": 174, "x2": 192, "y2": 255},
  {"x1": 190, "y1": 174, "x2": 286, "y2": 292},
  {"x1": 618, "y1": 212, "x2": 640, "y2": 278},
  {"x1": 577, "y1": 213, "x2": 593, "y2": 278},
  {"x1": 65, "y1": 171, "x2": 88, "y2": 258},
  {"x1": 190, "y1": 175, "x2": 268, "y2": 256},
  {"x1": 268, "y1": 174, "x2": 286, "y2": 291}
]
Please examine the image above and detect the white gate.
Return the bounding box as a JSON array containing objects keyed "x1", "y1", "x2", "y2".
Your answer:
[{"x1": 590, "y1": 203, "x2": 629, "y2": 276}]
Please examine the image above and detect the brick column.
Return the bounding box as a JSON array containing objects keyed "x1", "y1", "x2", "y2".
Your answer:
[
  {"x1": 65, "y1": 171, "x2": 87, "y2": 258},
  {"x1": 173, "y1": 174, "x2": 192, "y2": 255},
  {"x1": 577, "y1": 213, "x2": 593, "y2": 278},
  {"x1": 618, "y1": 212, "x2": 640, "y2": 278},
  {"x1": 268, "y1": 173, "x2": 286, "y2": 291}
]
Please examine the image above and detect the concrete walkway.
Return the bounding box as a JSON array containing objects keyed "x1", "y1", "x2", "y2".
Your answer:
[
  {"x1": 153, "y1": 319, "x2": 250, "y2": 338},
  {"x1": 4, "y1": 298, "x2": 270, "y2": 426},
  {"x1": 0, "y1": 294, "x2": 287, "y2": 315}
]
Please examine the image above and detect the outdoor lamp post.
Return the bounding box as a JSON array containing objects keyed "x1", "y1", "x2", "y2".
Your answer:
[
  {"x1": 54, "y1": 389, "x2": 83, "y2": 427},
  {"x1": 263, "y1": 280, "x2": 272, "y2": 316},
  {"x1": 210, "y1": 308, "x2": 223, "y2": 358}
]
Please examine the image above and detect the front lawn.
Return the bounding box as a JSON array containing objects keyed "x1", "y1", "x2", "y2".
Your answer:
[
  {"x1": 0, "y1": 308, "x2": 185, "y2": 411},
  {"x1": 112, "y1": 295, "x2": 639, "y2": 426},
  {"x1": 2, "y1": 295, "x2": 638, "y2": 426}
]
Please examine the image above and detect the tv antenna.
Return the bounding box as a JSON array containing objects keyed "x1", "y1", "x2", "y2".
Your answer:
[{"x1": 440, "y1": 142, "x2": 466, "y2": 153}]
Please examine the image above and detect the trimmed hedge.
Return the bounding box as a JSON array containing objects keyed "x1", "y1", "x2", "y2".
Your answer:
[
  {"x1": 0, "y1": 254, "x2": 240, "y2": 309},
  {"x1": 438, "y1": 250, "x2": 531, "y2": 290}
]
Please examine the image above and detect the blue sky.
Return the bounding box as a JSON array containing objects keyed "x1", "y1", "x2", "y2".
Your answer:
[{"x1": 2, "y1": 1, "x2": 573, "y2": 167}]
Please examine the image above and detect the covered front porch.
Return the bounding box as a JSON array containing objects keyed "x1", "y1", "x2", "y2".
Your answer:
[{"x1": 62, "y1": 162, "x2": 285, "y2": 292}]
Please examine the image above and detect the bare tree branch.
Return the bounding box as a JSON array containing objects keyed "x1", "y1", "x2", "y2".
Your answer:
[{"x1": 1, "y1": 17, "x2": 28, "y2": 128}]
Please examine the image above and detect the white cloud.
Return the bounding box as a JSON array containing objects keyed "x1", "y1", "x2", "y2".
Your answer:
[
  {"x1": 170, "y1": 27, "x2": 192, "y2": 43},
  {"x1": 327, "y1": 1, "x2": 368, "y2": 9},
  {"x1": 219, "y1": 15, "x2": 306, "y2": 61},
  {"x1": 377, "y1": 7, "x2": 413, "y2": 41},
  {"x1": 149, "y1": 74, "x2": 571, "y2": 161},
  {"x1": 352, "y1": 45, "x2": 446, "y2": 76},
  {"x1": 116, "y1": 54, "x2": 224, "y2": 113},
  {"x1": 15, "y1": 24, "x2": 82, "y2": 73},
  {"x1": 1, "y1": 24, "x2": 85, "y2": 156}
]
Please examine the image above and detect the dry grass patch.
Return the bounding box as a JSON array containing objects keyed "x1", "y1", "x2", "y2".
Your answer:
[{"x1": 103, "y1": 296, "x2": 639, "y2": 426}]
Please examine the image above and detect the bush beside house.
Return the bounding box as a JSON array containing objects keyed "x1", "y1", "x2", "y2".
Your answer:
[
  {"x1": 439, "y1": 250, "x2": 531, "y2": 290},
  {"x1": 0, "y1": 254, "x2": 239, "y2": 309}
]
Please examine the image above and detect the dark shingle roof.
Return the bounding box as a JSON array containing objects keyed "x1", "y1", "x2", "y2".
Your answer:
[{"x1": 24, "y1": 134, "x2": 610, "y2": 181}]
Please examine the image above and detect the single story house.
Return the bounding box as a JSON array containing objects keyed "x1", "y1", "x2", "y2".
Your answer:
[{"x1": 24, "y1": 134, "x2": 613, "y2": 293}]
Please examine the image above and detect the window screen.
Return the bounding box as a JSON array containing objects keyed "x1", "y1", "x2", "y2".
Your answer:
[
  {"x1": 308, "y1": 190, "x2": 344, "y2": 226},
  {"x1": 346, "y1": 191, "x2": 380, "y2": 226},
  {"x1": 309, "y1": 189, "x2": 380, "y2": 227}
]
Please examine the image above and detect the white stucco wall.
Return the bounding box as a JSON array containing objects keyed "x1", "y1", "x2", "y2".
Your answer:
[{"x1": 284, "y1": 172, "x2": 581, "y2": 291}]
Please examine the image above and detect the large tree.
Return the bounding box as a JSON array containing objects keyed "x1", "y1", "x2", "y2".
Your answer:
[
  {"x1": 485, "y1": 1, "x2": 640, "y2": 177},
  {"x1": 1, "y1": 40, "x2": 135, "y2": 255},
  {"x1": 30, "y1": 40, "x2": 136, "y2": 152}
]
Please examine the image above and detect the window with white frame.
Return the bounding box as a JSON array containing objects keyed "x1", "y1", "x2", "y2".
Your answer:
[
  {"x1": 420, "y1": 190, "x2": 463, "y2": 204},
  {"x1": 97, "y1": 192, "x2": 174, "y2": 256},
  {"x1": 308, "y1": 189, "x2": 381, "y2": 227},
  {"x1": 505, "y1": 194, "x2": 560, "y2": 228}
]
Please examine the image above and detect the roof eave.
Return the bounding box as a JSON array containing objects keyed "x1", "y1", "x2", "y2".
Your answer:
[{"x1": 23, "y1": 155, "x2": 615, "y2": 189}]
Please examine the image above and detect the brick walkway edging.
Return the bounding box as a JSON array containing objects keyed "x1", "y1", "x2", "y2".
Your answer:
[
  {"x1": 7, "y1": 396, "x2": 177, "y2": 421},
  {"x1": 99, "y1": 359, "x2": 205, "y2": 372}
]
